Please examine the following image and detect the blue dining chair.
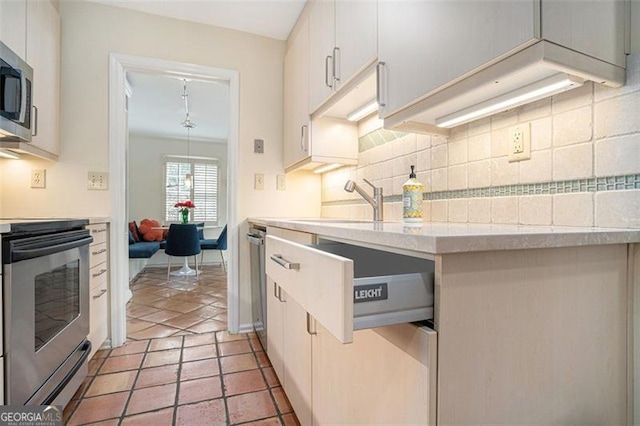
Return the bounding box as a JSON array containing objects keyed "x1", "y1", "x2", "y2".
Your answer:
[
  {"x1": 200, "y1": 225, "x2": 227, "y2": 271},
  {"x1": 164, "y1": 224, "x2": 201, "y2": 281}
]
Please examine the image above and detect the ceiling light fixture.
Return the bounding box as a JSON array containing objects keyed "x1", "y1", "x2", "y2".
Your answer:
[
  {"x1": 313, "y1": 163, "x2": 342, "y2": 174},
  {"x1": 0, "y1": 149, "x2": 20, "y2": 159},
  {"x1": 435, "y1": 74, "x2": 584, "y2": 128},
  {"x1": 182, "y1": 79, "x2": 197, "y2": 188},
  {"x1": 347, "y1": 99, "x2": 379, "y2": 122}
]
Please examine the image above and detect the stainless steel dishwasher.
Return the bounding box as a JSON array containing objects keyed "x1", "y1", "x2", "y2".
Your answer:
[{"x1": 247, "y1": 225, "x2": 267, "y2": 349}]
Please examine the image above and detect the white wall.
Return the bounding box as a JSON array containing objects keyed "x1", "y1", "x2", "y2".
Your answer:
[
  {"x1": 128, "y1": 134, "x2": 228, "y2": 234},
  {"x1": 0, "y1": 1, "x2": 321, "y2": 328}
]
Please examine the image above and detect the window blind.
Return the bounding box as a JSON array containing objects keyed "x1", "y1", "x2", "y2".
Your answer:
[{"x1": 165, "y1": 159, "x2": 218, "y2": 223}]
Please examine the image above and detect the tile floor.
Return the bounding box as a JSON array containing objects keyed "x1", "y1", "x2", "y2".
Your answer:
[{"x1": 64, "y1": 265, "x2": 299, "y2": 426}]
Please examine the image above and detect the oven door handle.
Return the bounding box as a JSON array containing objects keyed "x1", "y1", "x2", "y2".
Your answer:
[{"x1": 12, "y1": 236, "x2": 93, "y2": 262}]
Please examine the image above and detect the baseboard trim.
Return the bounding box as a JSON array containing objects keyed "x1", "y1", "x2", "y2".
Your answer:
[{"x1": 237, "y1": 323, "x2": 255, "y2": 334}]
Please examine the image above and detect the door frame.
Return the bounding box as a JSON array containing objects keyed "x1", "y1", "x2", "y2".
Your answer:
[{"x1": 108, "y1": 53, "x2": 240, "y2": 347}]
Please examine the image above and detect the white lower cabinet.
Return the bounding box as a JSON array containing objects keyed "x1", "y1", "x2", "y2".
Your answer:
[{"x1": 87, "y1": 223, "x2": 109, "y2": 359}]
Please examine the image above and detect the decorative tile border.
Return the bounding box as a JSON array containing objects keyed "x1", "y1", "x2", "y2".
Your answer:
[{"x1": 322, "y1": 174, "x2": 640, "y2": 207}]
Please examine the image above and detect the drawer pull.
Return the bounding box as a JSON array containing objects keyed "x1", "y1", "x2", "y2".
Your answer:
[
  {"x1": 306, "y1": 312, "x2": 317, "y2": 336},
  {"x1": 92, "y1": 228, "x2": 107, "y2": 233},
  {"x1": 270, "y1": 254, "x2": 299, "y2": 270},
  {"x1": 92, "y1": 248, "x2": 107, "y2": 255},
  {"x1": 92, "y1": 269, "x2": 107, "y2": 278},
  {"x1": 93, "y1": 289, "x2": 107, "y2": 299}
]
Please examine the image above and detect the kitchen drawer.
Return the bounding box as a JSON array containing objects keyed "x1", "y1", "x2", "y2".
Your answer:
[
  {"x1": 265, "y1": 236, "x2": 434, "y2": 344},
  {"x1": 87, "y1": 224, "x2": 108, "y2": 245},
  {"x1": 88, "y1": 280, "x2": 109, "y2": 359},
  {"x1": 90, "y1": 242, "x2": 108, "y2": 269},
  {"x1": 90, "y1": 262, "x2": 108, "y2": 289}
]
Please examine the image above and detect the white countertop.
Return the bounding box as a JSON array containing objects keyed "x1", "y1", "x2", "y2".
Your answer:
[{"x1": 253, "y1": 218, "x2": 640, "y2": 254}]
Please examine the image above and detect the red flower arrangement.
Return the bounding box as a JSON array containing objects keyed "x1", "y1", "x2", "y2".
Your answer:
[{"x1": 175, "y1": 200, "x2": 195, "y2": 223}]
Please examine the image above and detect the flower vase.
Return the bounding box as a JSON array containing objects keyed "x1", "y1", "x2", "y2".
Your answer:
[{"x1": 181, "y1": 209, "x2": 189, "y2": 224}]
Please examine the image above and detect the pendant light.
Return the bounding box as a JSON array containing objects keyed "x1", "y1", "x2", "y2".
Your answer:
[{"x1": 181, "y1": 79, "x2": 197, "y2": 188}]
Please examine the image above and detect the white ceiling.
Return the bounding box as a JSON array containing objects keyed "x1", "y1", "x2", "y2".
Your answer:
[
  {"x1": 127, "y1": 72, "x2": 230, "y2": 142},
  {"x1": 87, "y1": 0, "x2": 306, "y2": 40}
]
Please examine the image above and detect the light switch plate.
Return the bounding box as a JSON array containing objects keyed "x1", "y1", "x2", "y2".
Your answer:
[
  {"x1": 254, "y1": 173, "x2": 264, "y2": 190},
  {"x1": 277, "y1": 174, "x2": 286, "y2": 190},
  {"x1": 31, "y1": 169, "x2": 46, "y2": 188},
  {"x1": 88, "y1": 172, "x2": 109, "y2": 190},
  {"x1": 254, "y1": 139, "x2": 264, "y2": 154}
]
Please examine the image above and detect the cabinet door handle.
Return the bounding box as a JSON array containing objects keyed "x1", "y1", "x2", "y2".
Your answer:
[
  {"x1": 306, "y1": 312, "x2": 317, "y2": 335},
  {"x1": 324, "y1": 55, "x2": 333, "y2": 88},
  {"x1": 332, "y1": 47, "x2": 340, "y2": 85},
  {"x1": 32, "y1": 105, "x2": 38, "y2": 137},
  {"x1": 376, "y1": 61, "x2": 386, "y2": 108},
  {"x1": 273, "y1": 283, "x2": 284, "y2": 302},
  {"x1": 93, "y1": 289, "x2": 108, "y2": 299},
  {"x1": 92, "y1": 228, "x2": 107, "y2": 234},
  {"x1": 300, "y1": 124, "x2": 308, "y2": 153},
  {"x1": 92, "y1": 268, "x2": 107, "y2": 278},
  {"x1": 270, "y1": 254, "x2": 299, "y2": 270},
  {"x1": 92, "y1": 248, "x2": 107, "y2": 255}
]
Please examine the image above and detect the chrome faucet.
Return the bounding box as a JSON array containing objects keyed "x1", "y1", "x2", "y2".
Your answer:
[{"x1": 344, "y1": 179, "x2": 383, "y2": 222}]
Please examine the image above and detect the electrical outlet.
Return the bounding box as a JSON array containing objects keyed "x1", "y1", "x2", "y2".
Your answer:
[
  {"x1": 508, "y1": 124, "x2": 531, "y2": 162},
  {"x1": 31, "y1": 169, "x2": 46, "y2": 188},
  {"x1": 254, "y1": 139, "x2": 264, "y2": 154},
  {"x1": 276, "y1": 174, "x2": 286, "y2": 191},
  {"x1": 88, "y1": 172, "x2": 109, "y2": 190},
  {"x1": 254, "y1": 173, "x2": 264, "y2": 190}
]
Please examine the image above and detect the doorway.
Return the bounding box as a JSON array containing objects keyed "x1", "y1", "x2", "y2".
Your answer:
[{"x1": 109, "y1": 54, "x2": 240, "y2": 348}]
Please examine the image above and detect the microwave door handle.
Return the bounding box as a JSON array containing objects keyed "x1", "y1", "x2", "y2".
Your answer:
[{"x1": 19, "y1": 71, "x2": 26, "y2": 124}]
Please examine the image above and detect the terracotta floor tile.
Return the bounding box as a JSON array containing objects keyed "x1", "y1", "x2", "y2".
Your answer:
[
  {"x1": 180, "y1": 358, "x2": 220, "y2": 381},
  {"x1": 88, "y1": 358, "x2": 105, "y2": 376},
  {"x1": 241, "y1": 417, "x2": 282, "y2": 426},
  {"x1": 163, "y1": 312, "x2": 206, "y2": 329},
  {"x1": 190, "y1": 305, "x2": 227, "y2": 319},
  {"x1": 176, "y1": 398, "x2": 226, "y2": 426},
  {"x1": 127, "y1": 318, "x2": 157, "y2": 334},
  {"x1": 172, "y1": 292, "x2": 220, "y2": 305},
  {"x1": 224, "y1": 369, "x2": 267, "y2": 396},
  {"x1": 135, "y1": 364, "x2": 180, "y2": 389},
  {"x1": 272, "y1": 386, "x2": 293, "y2": 414},
  {"x1": 282, "y1": 413, "x2": 301, "y2": 426},
  {"x1": 262, "y1": 367, "x2": 280, "y2": 388},
  {"x1": 227, "y1": 390, "x2": 277, "y2": 424},
  {"x1": 182, "y1": 343, "x2": 217, "y2": 362},
  {"x1": 149, "y1": 335, "x2": 184, "y2": 352},
  {"x1": 250, "y1": 337, "x2": 265, "y2": 352},
  {"x1": 93, "y1": 349, "x2": 111, "y2": 359},
  {"x1": 128, "y1": 324, "x2": 181, "y2": 340},
  {"x1": 151, "y1": 288, "x2": 185, "y2": 298},
  {"x1": 67, "y1": 391, "x2": 129, "y2": 425},
  {"x1": 215, "y1": 330, "x2": 246, "y2": 343},
  {"x1": 218, "y1": 340, "x2": 252, "y2": 357},
  {"x1": 213, "y1": 313, "x2": 228, "y2": 322},
  {"x1": 69, "y1": 375, "x2": 93, "y2": 401},
  {"x1": 155, "y1": 299, "x2": 204, "y2": 313},
  {"x1": 187, "y1": 319, "x2": 227, "y2": 333},
  {"x1": 99, "y1": 353, "x2": 144, "y2": 374},
  {"x1": 121, "y1": 407, "x2": 175, "y2": 426},
  {"x1": 142, "y1": 348, "x2": 181, "y2": 368},
  {"x1": 110, "y1": 340, "x2": 149, "y2": 357},
  {"x1": 255, "y1": 351, "x2": 271, "y2": 368},
  {"x1": 220, "y1": 353, "x2": 259, "y2": 374},
  {"x1": 83, "y1": 419, "x2": 120, "y2": 426},
  {"x1": 127, "y1": 304, "x2": 161, "y2": 319},
  {"x1": 138, "y1": 309, "x2": 184, "y2": 323},
  {"x1": 173, "y1": 330, "x2": 195, "y2": 336},
  {"x1": 131, "y1": 294, "x2": 165, "y2": 305},
  {"x1": 184, "y1": 332, "x2": 216, "y2": 348},
  {"x1": 178, "y1": 376, "x2": 223, "y2": 404},
  {"x1": 126, "y1": 383, "x2": 177, "y2": 416},
  {"x1": 85, "y1": 371, "x2": 137, "y2": 397}
]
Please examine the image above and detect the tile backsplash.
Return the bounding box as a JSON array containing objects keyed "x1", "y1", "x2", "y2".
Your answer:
[{"x1": 321, "y1": 54, "x2": 640, "y2": 228}]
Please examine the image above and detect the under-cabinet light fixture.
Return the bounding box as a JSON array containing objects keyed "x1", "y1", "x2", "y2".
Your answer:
[
  {"x1": 313, "y1": 163, "x2": 342, "y2": 174},
  {"x1": 0, "y1": 149, "x2": 20, "y2": 159},
  {"x1": 347, "y1": 99, "x2": 379, "y2": 122},
  {"x1": 435, "y1": 74, "x2": 584, "y2": 128}
]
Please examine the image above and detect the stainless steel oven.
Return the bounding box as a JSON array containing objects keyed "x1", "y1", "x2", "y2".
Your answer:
[{"x1": 2, "y1": 219, "x2": 92, "y2": 405}]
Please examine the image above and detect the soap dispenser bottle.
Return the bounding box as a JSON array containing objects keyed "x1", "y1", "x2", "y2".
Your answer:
[{"x1": 403, "y1": 165, "x2": 423, "y2": 225}]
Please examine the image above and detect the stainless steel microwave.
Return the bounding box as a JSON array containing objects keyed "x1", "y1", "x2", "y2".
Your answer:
[{"x1": 0, "y1": 40, "x2": 32, "y2": 142}]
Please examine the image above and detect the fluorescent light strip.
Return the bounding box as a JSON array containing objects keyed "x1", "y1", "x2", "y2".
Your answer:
[
  {"x1": 0, "y1": 149, "x2": 20, "y2": 159},
  {"x1": 436, "y1": 74, "x2": 584, "y2": 128},
  {"x1": 313, "y1": 163, "x2": 342, "y2": 174},
  {"x1": 347, "y1": 99, "x2": 379, "y2": 122}
]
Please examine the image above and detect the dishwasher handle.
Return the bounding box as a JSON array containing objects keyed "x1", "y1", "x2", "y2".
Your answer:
[
  {"x1": 246, "y1": 233, "x2": 264, "y2": 245},
  {"x1": 270, "y1": 254, "x2": 299, "y2": 270}
]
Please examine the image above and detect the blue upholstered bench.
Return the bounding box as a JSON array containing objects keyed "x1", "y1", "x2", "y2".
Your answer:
[{"x1": 128, "y1": 241, "x2": 161, "y2": 258}]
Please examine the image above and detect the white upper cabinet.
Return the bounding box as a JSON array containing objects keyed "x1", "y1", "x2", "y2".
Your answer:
[
  {"x1": 283, "y1": 15, "x2": 310, "y2": 170},
  {"x1": 0, "y1": 0, "x2": 26, "y2": 58},
  {"x1": 309, "y1": 0, "x2": 377, "y2": 113},
  {"x1": 26, "y1": 0, "x2": 60, "y2": 156},
  {"x1": 378, "y1": 0, "x2": 627, "y2": 130}
]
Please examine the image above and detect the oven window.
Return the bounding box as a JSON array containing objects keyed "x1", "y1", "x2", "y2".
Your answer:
[{"x1": 34, "y1": 259, "x2": 80, "y2": 351}]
